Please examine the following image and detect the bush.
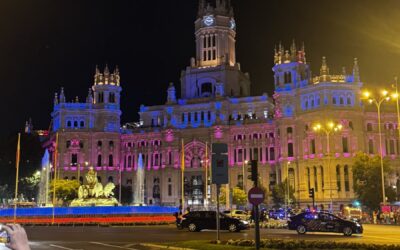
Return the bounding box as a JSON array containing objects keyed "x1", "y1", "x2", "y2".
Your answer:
[{"x1": 220, "y1": 238, "x2": 400, "y2": 250}]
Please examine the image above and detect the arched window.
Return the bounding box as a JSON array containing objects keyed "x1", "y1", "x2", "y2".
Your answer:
[
  {"x1": 368, "y1": 139, "x2": 374, "y2": 154},
  {"x1": 320, "y1": 166, "x2": 324, "y2": 188},
  {"x1": 73, "y1": 121, "x2": 78, "y2": 128},
  {"x1": 284, "y1": 72, "x2": 292, "y2": 84},
  {"x1": 287, "y1": 127, "x2": 293, "y2": 134},
  {"x1": 98, "y1": 92, "x2": 104, "y2": 103},
  {"x1": 67, "y1": 121, "x2": 72, "y2": 128},
  {"x1": 332, "y1": 96, "x2": 337, "y2": 105},
  {"x1": 347, "y1": 96, "x2": 352, "y2": 105},
  {"x1": 109, "y1": 141, "x2": 114, "y2": 147},
  {"x1": 109, "y1": 154, "x2": 113, "y2": 166},
  {"x1": 339, "y1": 96, "x2": 344, "y2": 105},
  {"x1": 307, "y1": 167, "x2": 311, "y2": 190},
  {"x1": 201, "y1": 82, "x2": 213, "y2": 97},
  {"x1": 80, "y1": 121, "x2": 84, "y2": 128},
  {"x1": 344, "y1": 165, "x2": 350, "y2": 191},
  {"x1": 97, "y1": 140, "x2": 102, "y2": 147},
  {"x1": 109, "y1": 92, "x2": 115, "y2": 103},
  {"x1": 336, "y1": 165, "x2": 341, "y2": 191},
  {"x1": 97, "y1": 154, "x2": 102, "y2": 167},
  {"x1": 127, "y1": 156, "x2": 132, "y2": 168},
  {"x1": 314, "y1": 166, "x2": 318, "y2": 192}
]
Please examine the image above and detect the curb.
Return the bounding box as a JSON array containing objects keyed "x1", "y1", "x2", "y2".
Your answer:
[{"x1": 139, "y1": 243, "x2": 195, "y2": 250}]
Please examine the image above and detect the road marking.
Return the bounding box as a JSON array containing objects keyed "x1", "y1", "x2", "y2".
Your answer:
[
  {"x1": 90, "y1": 242, "x2": 138, "y2": 250},
  {"x1": 49, "y1": 244, "x2": 83, "y2": 250}
]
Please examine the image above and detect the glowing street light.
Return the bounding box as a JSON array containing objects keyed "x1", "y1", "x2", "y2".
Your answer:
[
  {"x1": 312, "y1": 121, "x2": 343, "y2": 211},
  {"x1": 361, "y1": 89, "x2": 390, "y2": 205}
]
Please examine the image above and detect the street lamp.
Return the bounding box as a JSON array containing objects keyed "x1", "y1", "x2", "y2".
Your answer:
[
  {"x1": 286, "y1": 161, "x2": 291, "y2": 219},
  {"x1": 313, "y1": 121, "x2": 343, "y2": 212},
  {"x1": 362, "y1": 89, "x2": 390, "y2": 205},
  {"x1": 77, "y1": 161, "x2": 89, "y2": 183},
  {"x1": 242, "y1": 160, "x2": 248, "y2": 191}
]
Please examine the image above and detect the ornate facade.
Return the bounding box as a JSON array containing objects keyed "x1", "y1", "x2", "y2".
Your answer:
[{"x1": 47, "y1": 0, "x2": 399, "y2": 209}]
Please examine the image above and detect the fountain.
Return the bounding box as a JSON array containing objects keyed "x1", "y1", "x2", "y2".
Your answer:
[
  {"x1": 133, "y1": 153, "x2": 145, "y2": 205},
  {"x1": 38, "y1": 149, "x2": 50, "y2": 206},
  {"x1": 70, "y1": 167, "x2": 119, "y2": 207}
]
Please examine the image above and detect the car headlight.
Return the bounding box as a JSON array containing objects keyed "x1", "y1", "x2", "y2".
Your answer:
[
  {"x1": 241, "y1": 220, "x2": 249, "y2": 225},
  {"x1": 355, "y1": 223, "x2": 361, "y2": 227}
]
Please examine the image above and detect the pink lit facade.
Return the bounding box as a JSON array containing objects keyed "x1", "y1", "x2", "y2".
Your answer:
[{"x1": 47, "y1": 0, "x2": 399, "y2": 209}]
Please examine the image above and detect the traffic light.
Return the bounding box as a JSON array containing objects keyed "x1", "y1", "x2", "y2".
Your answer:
[
  {"x1": 308, "y1": 188, "x2": 314, "y2": 199},
  {"x1": 247, "y1": 160, "x2": 258, "y2": 182}
]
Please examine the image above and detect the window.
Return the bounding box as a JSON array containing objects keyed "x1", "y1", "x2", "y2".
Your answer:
[
  {"x1": 320, "y1": 166, "x2": 324, "y2": 188},
  {"x1": 367, "y1": 123, "x2": 372, "y2": 131},
  {"x1": 336, "y1": 165, "x2": 341, "y2": 191},
  {"x1": 109, "y1": 92, "x2": 115, "y2": 103},
  {"x1": 97, "y1": 155, "x2": 102, "y2": 166},
  {"x1": 349, "y1": 121, "x2": 353, "y2": 130},
  {"x1": 344, "y1": 165, "x2": 350, "y2": 191},
  {"x1": 347, "y1": 96, "x2": 351, "y2": 105},
  {"x1": 168, "y1": 184, "x2": 172, "y2": 196},
  {"x1": 307, "y1": 168, "x2": 311, "y2": 190},
  {"x1": 310, "y1": 139, "x2": 316, "y2": 154},
  {"x1": 128, "y1": 156, "x2": 132, "y2": 168},
  {"x1": 314, "y1": 166, "x2": 318, "y2": 192},
  {"x1": 288, "y1": 143, "x2": 294, "y2": 157},
  {"x1": 390, "y1": 140, "x2": 395, "y2": 155},
  {"x1": 287, "y1": 127, "x2": 293, "y2": 134},
  {"x1": 97, "y1": 141, "x2": 102, "y2": 147},
  {"x1": 238, "y1": 149, "x2": 243, "y2": 162},
  {"x1": 67, "y1": 121, "x2": 72, "y2": 128},
  {"x1": 253, "y1": 148, "x2": 259, "y2": 160},
  {"x1": 109, "y1": 155, "x2": 113, "y2": 166},
  {"x1": 284, "y1": 72, "x2": 292, "y2": 84},
  {"x1": 342, "y1": 137, "x2": 349, "y2": 153},
  {"x1": 332, "y1": 96, "x2": 337, "y2": 104},
  {"x1": 71, "y1": 154, "x2": 78, "y2": 166},
  {"x1": 269, "y1": 147, "x2": 275, "y2": 161},
  {"x1": 108, "y1": 176, "x2": 113, "y2": 183},
  {"x1": 203, "y1": 51, "x2": 207, "y2": 61},
  {"x1": 201, "y1": 83, "x2": 213, "y2": 97},
  {"x1": 109, "y1": 141, "x2": 114, "y2": 147},
  {"x1": 73, "y1": 121, "x2": 78, "y2": 128},
  {"x1": 66, "y1": 140, "x2": 71, "y2": 149},
  {"x1": 98, "y1": 92, "x2": 104, "y2": 103},
  {"x1": 339, "y1": 97, "x2": 344, "y2": 105},
  {"x1": 368, "y1": 139, "x2": 374, "y2": 154},
  {"x1": 80, "y1": 121, "x2": 84, "y2": 128}
]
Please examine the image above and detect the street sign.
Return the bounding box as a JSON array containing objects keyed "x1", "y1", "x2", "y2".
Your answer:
[
  {"x1": 248, "y1": 187, "x2": 265, "y2": 205},
  {"x1": 211, "y1": 143, "x2": 228, "y2": 185}
]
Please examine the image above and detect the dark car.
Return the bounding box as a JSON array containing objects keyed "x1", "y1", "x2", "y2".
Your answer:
[
  {"x1": 288, "y1": 211, "x2": 363, "y2": 236},
  {"x1": 179, "y1": 211, "x2": 249, "y2": 232}
]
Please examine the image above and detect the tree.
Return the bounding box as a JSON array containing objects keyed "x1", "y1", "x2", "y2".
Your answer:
[
  {"x1": 352, "y1": 152, "x2": 396, "y2": 211},
  {"x1": 219, "y1": 186, "x2": 248, "y2": 206},
  {"x1": 271, "y1": 179, "x2": 296, "y2": 209},
  {"x1": 49, "y1": 179, "x2": 79, "y2": 203}
]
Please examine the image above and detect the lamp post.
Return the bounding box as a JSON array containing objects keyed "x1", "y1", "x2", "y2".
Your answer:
[
  {"x1": 286, "y1": 161, "x2": 291, "y2": 219},
  {"x1": 362, "y1": 90, "x2": 390, "y2": 205},
  {"x1": 242, "y1": 160, "x2": 248, "y2": 191},
  {"x1": 313, "y1": 122, "x2": 343, "y2": 212}
]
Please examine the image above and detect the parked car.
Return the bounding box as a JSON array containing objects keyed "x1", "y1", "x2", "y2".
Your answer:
[
  {"x1": 179, "y1": 211, "x2": 249, "y2": 232},
  {"x1": 288, "y1": 211, "x2": 363, "y2": 236},
  {"x1": 223, "y1": 210, "x2": 250, "y2": 221}
]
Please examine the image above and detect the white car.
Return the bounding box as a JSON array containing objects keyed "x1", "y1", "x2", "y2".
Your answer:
[{"x1": 223, "y1": 210, "x2": 250, "y2": 221}]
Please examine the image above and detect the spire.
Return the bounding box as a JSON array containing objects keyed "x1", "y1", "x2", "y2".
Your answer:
[
  {"x1": 54, "y1": 92, "x2": 58, "y2": 105},
  {"x1": 198, "y1": 0, "x2": 205, "y2": 17},
  {"x1": 320, "y1": 56, "x2": 329, "y2": 76},
  {"x1": 114, "y1": 65, "x2": 119, "y2": 75},
  {"x1": 353, "y1": 57, "x2": 360, "y2": 82},
  {"x1": 95, "y1": 65, "x2": 100, "y2": 75},
  {"x1": 290, "y1": 39, "x2": 297, "y2": 62},
  {"x1": 86, "y1": 88, "x2": 94, "y2": 103},
  {"x1": 167, "y1": 82, "x2": 177, "y2": 104},
  {"x1": 75, "y1": 96, "x2": 79, "y2": 103},
  {"x1": 104, "y1": 64, "x2": 110, "y2": 75},
  {"x1": 59, "y1": 87, "x2": 66, "y2": 103}
]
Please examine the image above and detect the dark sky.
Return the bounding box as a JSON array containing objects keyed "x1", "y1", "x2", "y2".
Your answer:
[{"x1": 1, "y1": 0, "x2": 400, "y2": 136}]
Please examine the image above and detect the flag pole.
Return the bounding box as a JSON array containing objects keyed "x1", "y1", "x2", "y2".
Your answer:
[
  {"x1": 181, "y1": 139, "x2": 185, "y2": 213},
  {"x1": 13, "y1": 133, "x2": 21, "y2": 224},
  {"x1": 205, "y1": 141, "x2": 208, "y2": 207},
  {"x1": 52, "y1": 133, "x2": 59, "y2": 224}
]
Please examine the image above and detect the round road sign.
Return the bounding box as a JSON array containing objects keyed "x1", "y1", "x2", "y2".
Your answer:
[{"x1": 248, "y1": 187, "x2": 265, "y2": 205}]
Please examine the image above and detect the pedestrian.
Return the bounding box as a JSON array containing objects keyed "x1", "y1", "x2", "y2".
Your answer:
[{"x1": 372, "y1": 210, "x2": 377, "y2": 224}]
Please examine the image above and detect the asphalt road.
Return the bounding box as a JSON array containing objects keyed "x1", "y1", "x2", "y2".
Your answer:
[{"x1": 20, "y1": 224, "x2": 400, "y2": 250}]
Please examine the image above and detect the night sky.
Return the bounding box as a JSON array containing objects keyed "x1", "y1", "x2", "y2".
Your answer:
[{"x1": 1, "y1": 0, "x2": 399, "y2": 136}]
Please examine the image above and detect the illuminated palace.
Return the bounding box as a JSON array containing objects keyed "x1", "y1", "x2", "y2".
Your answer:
[{"x1": 47, "y1": 0, "x2": 399, "y2": 209}]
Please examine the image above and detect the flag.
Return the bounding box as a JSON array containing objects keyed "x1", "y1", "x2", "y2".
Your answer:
[{"x1": 14, "y1": 133, "x2": 21, "y2": 223}]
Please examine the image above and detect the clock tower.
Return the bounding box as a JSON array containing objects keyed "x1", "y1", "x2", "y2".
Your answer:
[
  {"x1": 195, "y1": 0, "x2": 236, "y2": 67},
  {"x1": 180, "y1": 0, "x2": 250, "y2": 99}
]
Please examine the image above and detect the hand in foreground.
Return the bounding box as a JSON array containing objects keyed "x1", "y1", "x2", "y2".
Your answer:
[{"x1": 2, "y1": 224, "x2": 30, "y2": 250}]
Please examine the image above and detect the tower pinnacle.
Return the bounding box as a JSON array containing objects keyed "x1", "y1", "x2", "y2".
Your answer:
[{"x1": 353, "y1": 58, "x2": 360, "y2": 83}]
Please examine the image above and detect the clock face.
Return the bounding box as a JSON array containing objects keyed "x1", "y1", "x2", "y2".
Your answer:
[
  {"x1": 230, "y1": 19, "x2": 236, "y2": 30},
  {"x1": 203, "y1": 15, "x2": 215, "y2": 26}
]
